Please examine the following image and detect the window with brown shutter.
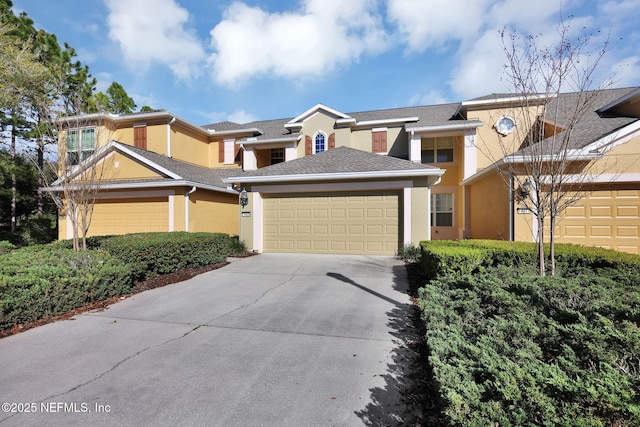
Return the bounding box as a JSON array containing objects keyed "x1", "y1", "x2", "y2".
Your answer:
[
  {"x1": 218, "y1": 140, "x2": 225, "y2": 163},
  {"x1": 372, "y1": 130, "x2": 387, "y2": 153},
  {"x1": 134, "y1": 125, "x2": 147, "y2": 149}
]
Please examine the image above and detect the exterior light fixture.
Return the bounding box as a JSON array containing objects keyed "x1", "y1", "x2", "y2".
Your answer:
[
  {"x1": 239, "y1": 188, "x2": 249, "y2": 208},
  {"x1": 519, "y1": 179, "x2": 531, "y2": 200}
]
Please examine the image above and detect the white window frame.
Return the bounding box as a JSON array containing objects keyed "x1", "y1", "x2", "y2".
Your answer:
[
  {"x1": 66, "y1": 128, "x2": 96, "y2": 165},
  {"x1": 431, "y1": 193, "x2": 454, "y2": 227},
  {"x1": 313, "y1": 131, "x2": 327, "y2": 154}
]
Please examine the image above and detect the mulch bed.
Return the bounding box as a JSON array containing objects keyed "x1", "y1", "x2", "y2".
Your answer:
[{"x1": 1, "y1": 261, "x2": 232, "y2": 338}]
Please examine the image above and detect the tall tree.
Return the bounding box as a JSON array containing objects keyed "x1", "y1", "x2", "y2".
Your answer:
[
  {"x1": 492, "y1": 19, "x2": 614, "y2": 275},
  {"x1": 88, "y1": 81, "x2": 136, "y2": 114}
]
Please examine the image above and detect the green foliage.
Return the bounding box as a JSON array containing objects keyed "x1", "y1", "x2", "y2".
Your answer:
[
  {"x1": 20, "y1": 215, "x2": 57, "y2": 245},
  {"x1": 0, "y1": 240, "x2": 15, "y2": 254},
  {"x1": 88, "y1": 82, "x2": 136, "y2": 114},
  {"x1": 2, "y1": 232, "x2": 248, "y2": 333},
  {"x1": 0, "y1": 245, "x2": 132, "y2": 331},
  {"x1": 396, "y1": 243, "x2": 422, "y2": 263},
  {"x1": 416, "y1": 241, "x2": 640, "y2": 426}
]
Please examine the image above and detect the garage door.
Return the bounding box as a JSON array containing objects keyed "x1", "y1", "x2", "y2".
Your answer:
[
  {"x1": 89, "y1": 198, "x2": 169, "y2": 236},
  {"x1": 557, "y1": 188, "x2": 639, "y2": 254},
  {"x1": 263, "y1": 191, "x2": 400, "y2": 255}
]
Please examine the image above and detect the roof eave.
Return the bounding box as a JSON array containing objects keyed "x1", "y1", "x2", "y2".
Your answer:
[
  {"x1": 223, "y1": 168, "x2": 444, "y2": 184},
  {"x1": 407, "y1": 120, "x2": 484, "y2": 133},
  {"x1": 44, "y1": 180, "x2": 238, "y2": 195},
  {"x1": 240, "y1": 135, "x2": 302, "y2": 145}
]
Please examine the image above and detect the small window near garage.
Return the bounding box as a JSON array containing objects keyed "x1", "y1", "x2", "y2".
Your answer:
[
  {"x1": 431, "y1": 193, "x2": 453, "y2": 226},
  {"x1": 66, "y1": 128, "x2": 96, "y2": 165},
  {"x1": 422, "y1": 137, "x2": 454, "y2": 163},
  {"x1": 270, "y1": 147, "x2": 284, "y2": 165}
]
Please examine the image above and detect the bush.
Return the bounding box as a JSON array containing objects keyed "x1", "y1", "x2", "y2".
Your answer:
[
  {"x1": 2, "y1": 232, "x2": 248, "y2": 334},
  {"x1": 416, "y1": 241, "x2": 640, "y2": 426},
  {"x1": 0, "y1": 246, "x2": 132, "y2": 331}
]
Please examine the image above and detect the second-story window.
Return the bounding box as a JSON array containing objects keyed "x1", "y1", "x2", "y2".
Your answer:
[
  {"x1": 422, "y1": 136, "x2": 454, "y2": 163},
  {"x1": 270, "y1": 147, "x2": 284, "y2": 165},
  {"x1": 66, "y1": 128, "x2": 96, "y2": 165},
  {"x1": 314, "y1": 132, "x2": 326, "y2": 153}
]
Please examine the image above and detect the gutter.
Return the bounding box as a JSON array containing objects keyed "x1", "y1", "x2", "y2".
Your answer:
[
  {"x1": 406, "y1": 120, "x2": 484, "y2": 133},
  {"x1": 223, "y1": 168, "x2": 445, "y2": 185}
]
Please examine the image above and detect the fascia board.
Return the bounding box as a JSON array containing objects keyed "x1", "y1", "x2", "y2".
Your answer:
[
  {"x1": 286, "y1": 103, "x2": 352, "y2": 125},
  {"x1": 582, "y1": 119, "x2": 640, "y2": 153},
  {"x1": 351, "y1": 117, "x2": 420, "y2": 129},
  {"x1": 461, "y1": 93, "x2": 551, "y2": 109},
  {"x1": 407, "y1": 121, "x2": 484, "y2": 133},
  {"x1": 223, "y1": 168, "x2": 444, "y2": 184},
  {"x1": 596, "y1": 87, "x2": 640, "y2": 113},
  {"x1": 208, "y1": 127, "x2": 263, "y2": 137},
  {"x1": 502, "y1": 151, "x2": 602, "y2": 164},
  {"x1": 241, "y1": 135, "x2": 302, "y2": 145},
  {"x1": 45, "y1": 180, "x2": 238, "y2": 195}
]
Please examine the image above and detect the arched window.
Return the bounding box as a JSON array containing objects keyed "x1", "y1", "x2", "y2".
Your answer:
[{"x1": 314, "y1": 132, "x2": 326, "y2": 153}]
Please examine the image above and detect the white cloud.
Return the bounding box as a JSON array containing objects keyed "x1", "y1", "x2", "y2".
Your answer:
[
  {"x1": 104, "y1": 0, "x2": 205, "y2": 80},
  {"x1": 387, "y1": 0, "x2": 493, "y2": 52},
  {"x1": 202, "y1": 110, "x2": 257, "y2": 125},
  {"x1": 208, "y1": 0, "x2": 388, "y2": 87}
]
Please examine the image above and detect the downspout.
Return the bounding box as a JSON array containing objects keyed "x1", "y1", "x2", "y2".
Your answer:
[
  {"x1": 497, "y1": 166, "x2": 515, "y2": 241},
  {"x1": 426, "y1": 176, "x2": 442, "y2": 240},
  {"x1": 185, "y1": 186, "x2": 197, "y2": 232},
  {"x1": 167, "y1": 117, "x2": 176, "y2": 158}
]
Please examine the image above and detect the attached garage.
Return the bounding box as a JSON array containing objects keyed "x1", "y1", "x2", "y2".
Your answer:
[
  {"x1": 88, "y1": 198, "x2": 169, "y2": 236},
  {"x1": 556, "y1": 188, "x2": 640, "y2": 254},
  {"x1": 263, "y1": 191, "x2": 400, "y2": 255},
  {"x1": 224, "y1": 147, "x2": 445, "y2": 256}
]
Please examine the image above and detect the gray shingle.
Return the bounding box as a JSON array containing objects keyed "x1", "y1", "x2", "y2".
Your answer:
[
  {"x1": 119, "y1": 143, "x2": 240, "y2": 189},
  {"x1": 230, "y1": 146, "x2": 439, "y2": 178}
]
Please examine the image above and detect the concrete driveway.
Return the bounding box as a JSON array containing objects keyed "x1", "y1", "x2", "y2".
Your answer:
[{"x1": 0, "y1": 254, "x2": 416, "y2": 426}]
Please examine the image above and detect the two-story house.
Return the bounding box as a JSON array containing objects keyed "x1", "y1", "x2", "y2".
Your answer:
[{"x1": 54, "y1": 86, "x2": 640, "y2": 255}]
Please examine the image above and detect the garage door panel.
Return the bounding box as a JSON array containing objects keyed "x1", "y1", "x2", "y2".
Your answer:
[
  {"x1": 557, "y1": 188, "x2": 639, "y2": 254},
  {"x1": 264, "y1": 191, "x2": 399, "y2": 255}
]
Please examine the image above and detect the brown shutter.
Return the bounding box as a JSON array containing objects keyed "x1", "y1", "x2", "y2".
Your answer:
[
  {"x1": 233, "y1": 140, "x2": 240, "y2": 162},
  {"x1": 328, "y1": 133, "x2": 335, "y2": 149},
  {"x1": 372, "y1": 131, "x2": 387, "y2": 153},
  {"x1": 134, "y1": 126, "x2": 147, "y2": 149},
  {"x1": 305, "y1": 135, "x2": 312, "y2": 156},
  {"x1": 218, "y1": 140, "x2": 224, "y2": 163}
]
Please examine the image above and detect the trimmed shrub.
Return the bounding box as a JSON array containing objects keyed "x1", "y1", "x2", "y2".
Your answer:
[
  {"x1": 0, "y1": 246, "x2": 132, "y2": 331},
  {"x1": 416, "y1": 241, "x2": 640, "y2": 426}
]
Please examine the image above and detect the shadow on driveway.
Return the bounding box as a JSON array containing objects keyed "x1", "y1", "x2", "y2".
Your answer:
[{"x1": 328, "y1": 264, "x2": 446, "y2": 426}]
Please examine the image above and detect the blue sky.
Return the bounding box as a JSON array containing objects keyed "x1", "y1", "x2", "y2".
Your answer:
[{"x1": 12, "y1": 0, "x2": 640, "y2": 126}]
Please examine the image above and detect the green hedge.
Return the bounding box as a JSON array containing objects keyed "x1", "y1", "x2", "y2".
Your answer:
[
  {"x1": 2, "y1": 233, "x2": 247, "y2": 333},
  {"x1": 416, "y1": 240, "x2": 640, "y2": 426},
  {"x1": 55, "y1": 232, "x2": 247, "y2": 282},
  {"x1": 419, "y1": 240, "x2": 640, "y2": 278},
  {"x1": 0, "y1": 246, "x2": 132, "y2": 331}
]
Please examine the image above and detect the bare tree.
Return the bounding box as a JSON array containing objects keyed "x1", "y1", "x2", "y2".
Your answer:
[
  {"x1": 484, "y1": 19, "x2": 617, "y2": 275},
  {"x1": 38, "y1": 108, "x2": 116, "y2": 251}
]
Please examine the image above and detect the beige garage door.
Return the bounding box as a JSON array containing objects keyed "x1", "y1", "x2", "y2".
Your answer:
[
  {"x1": 263, "y1": 191, "x2": 400, "y2": 255},
  {"x1": 557, "y1": 188, "x2": 639, "y2": 254},
  {"x1": 89, "y1": 198, "x2": 169, "y2": 236}
]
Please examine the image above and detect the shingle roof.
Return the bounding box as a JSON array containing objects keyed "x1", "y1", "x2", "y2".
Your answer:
[
  {"x1": 227, "y1": 146, "x2": 441, "y2": 179},
  {"x1": 515, "y1": 87, "x2": 640, "y2": 156},
  {"x1": 118, "y1": 143, "x2": 240, "y2": 189}
]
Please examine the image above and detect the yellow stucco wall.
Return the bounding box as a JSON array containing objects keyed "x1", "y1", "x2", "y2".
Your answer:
[
  {"x1": 189, "y1": 191, "x2": 239, "y2": 235},
  {"x1": 468, "y1": 105, "x2": 542, "y2": 169},
  {"x1": 468, "y1": 171, "x2": 511, "y2": 240}
]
